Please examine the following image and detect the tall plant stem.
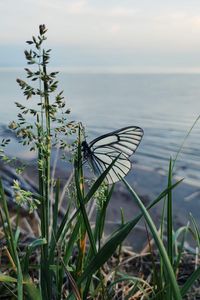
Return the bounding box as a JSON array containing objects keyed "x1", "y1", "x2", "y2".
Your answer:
[
  {"x1": 42, "y1": 50, "x2": 51, "y2": 245},
  {"x1": 40, "y1": 49, "x2": 52, "y2": 299}
]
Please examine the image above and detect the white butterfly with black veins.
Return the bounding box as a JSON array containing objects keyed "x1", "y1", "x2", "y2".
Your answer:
[{"x1": 82, "y1": 126, "x2": 144, "y2": 184}]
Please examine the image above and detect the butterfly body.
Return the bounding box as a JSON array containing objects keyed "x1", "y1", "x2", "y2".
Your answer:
[
  {"x1": 82, "y1": 126, "x2": 144, "y2": 184},
  {"x1": 81, "y1": 140, "x2": 92, "y2": 159}
]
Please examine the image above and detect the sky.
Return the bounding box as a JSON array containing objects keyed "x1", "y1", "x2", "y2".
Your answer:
[{"x1": 1, "y1": 0, "x2": 200, "y2": 72}]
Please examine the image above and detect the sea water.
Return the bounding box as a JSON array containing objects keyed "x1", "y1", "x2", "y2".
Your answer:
[{"x1": 0, "y1": 70, "x2": 200, "y2": 185}]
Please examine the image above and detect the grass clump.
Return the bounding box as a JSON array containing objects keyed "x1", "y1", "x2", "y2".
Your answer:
[{"x1": 0, "y1": 25, "x2": 199, "y2": 300}]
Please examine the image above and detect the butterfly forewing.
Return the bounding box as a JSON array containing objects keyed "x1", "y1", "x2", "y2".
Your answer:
[{"x1": 84, "y1": 126, "x2": 143, "y2": 184}]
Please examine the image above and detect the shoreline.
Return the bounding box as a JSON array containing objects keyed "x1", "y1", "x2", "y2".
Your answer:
[
  {"x1": 0, "y1": 125, "x2": 199, "y2": 250},
  {"x1": 0, "y1": 155, "x2": 199, "y2": 251}
]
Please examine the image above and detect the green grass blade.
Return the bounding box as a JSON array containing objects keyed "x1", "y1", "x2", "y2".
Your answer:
[
  {"x1": 172, "y1": 114, "x2": 200, "y2": 170},
  {"x1": 14, "y1": 227, "x2": 20, "y2": 248},
  {"x1": 75, "y1": 164, "x2": 97, "y2": 256},
  {"x1": 52, "y1": 178, "x2": 60, "y2": 240},
  {"x1": 167, "y1": 159, "x2": 173, "y2": 299},
  {"x1": 24, "y1": 277, "x2": 42, "y2": 300},
  {"x1": 23, "y1": 238, "x2": 47, "y2": 274},
  {"x1": 61, "y1": 258, "x2": 82, "y2": 300},
  {"x1": 93, "y1": 185, "x2": 114, "y2": 248},
  {"x1": 122, "y1": 178, "x2": 182, "y2": 300},
  {"x1": 174, "y1": 223, "x2": 189, "y2": 274},
  {"x1": 77, "y1": 219, "x2": 141, "y2": 285},
  {"x1": 167, "y1": 159, "x2": 173, "y2": 265},
  {"x1": 98, "y1": 185, "x2": 114, "y2": 244},
  {"x1": 62, "y1": 170, "x2": 184, "y2": 300},
  {"x1": 108, "y1": 273, "x2": 152, "y2": 292},
  {"x1": 0, "y1": 179, "x2": 23, "y2": 300},
  {"x1": 77, "y1": 178, "x2": 183, "y2": 286},
  {"x1": 49, "y1": 205, "x2": 71, "y2": 262},
  {"x1": 64, "y1": 219, "x2": 82, "y2": 266},
  {"x1": 0, "y1": 180, "x2": 16, "y2": 261},
  {"x1": 190, "y1": 213, "x2": 200, "y2": 248},
  {"x1": 181, "y1": 266, "x2": 200, "y2": 297},
  {"x1": 159, "y1": 197, "x2": 166, "y2": 293},
  {"x1": 49, "y1": 178, "x2": 61, "y2": 269},
  {"x1": 55, "y1": 219, "x2": 82, "y2": 298}
]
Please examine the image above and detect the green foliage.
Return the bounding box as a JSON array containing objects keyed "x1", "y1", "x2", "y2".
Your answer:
[{"x1": 12, "y1": 180, "x2": 40, "y2": 213}]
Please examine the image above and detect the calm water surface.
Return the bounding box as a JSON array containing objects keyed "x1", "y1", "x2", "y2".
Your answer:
[{"x1": 0, "y1": 71, "x2": 200, "y2": 185}]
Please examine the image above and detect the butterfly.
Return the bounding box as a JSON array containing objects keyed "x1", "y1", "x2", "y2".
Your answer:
[{"x1": 82, "y1": 126, "x2": 144, "y2": 184}]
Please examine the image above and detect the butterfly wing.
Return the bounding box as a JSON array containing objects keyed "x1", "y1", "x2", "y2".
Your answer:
[{"x1": 87, "y1": 126, "x2": 143, "y2": 184}]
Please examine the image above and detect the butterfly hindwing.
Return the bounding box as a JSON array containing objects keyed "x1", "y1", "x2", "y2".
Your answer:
[{"x1": 84, "y1": 126, "x2": 143, "y2": 184}]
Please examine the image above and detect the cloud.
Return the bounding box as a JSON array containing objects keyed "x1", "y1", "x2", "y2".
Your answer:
[
  {"x1": 155, "y1": 10, "x2": 200, "y2": 27},
  {"x1": 64, "y1": 0, "x2": 91, "y2": 15},
  {"x1": 109, "y1": 7, "x2": 140, "y2": 17},
  {"x1": 109, "y1": 24, "x2": 121, "y2": 34},
  {"x1": 1, "y1": 1, "x2": 200, "y2": 72}
]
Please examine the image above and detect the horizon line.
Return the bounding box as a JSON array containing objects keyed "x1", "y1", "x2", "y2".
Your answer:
[{"x1": 1, "y1": 66, "x2": 200, "y2": 75}]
